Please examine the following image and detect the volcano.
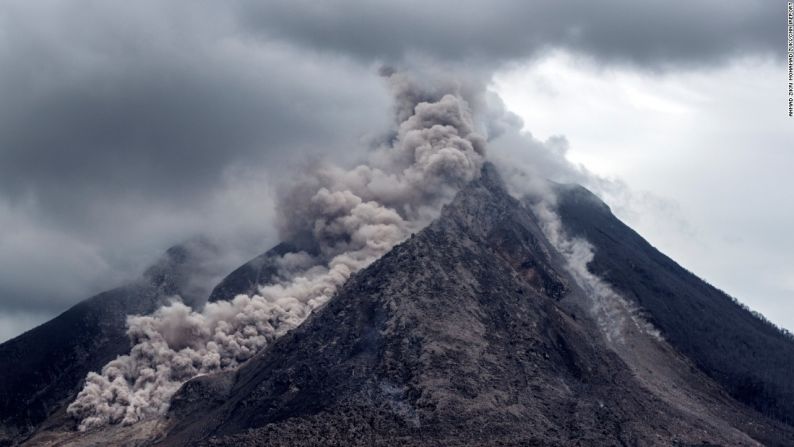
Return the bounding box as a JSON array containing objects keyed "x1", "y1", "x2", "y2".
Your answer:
[{"x1": 3, "y1": 164, "x2": 794, "y2": 446}]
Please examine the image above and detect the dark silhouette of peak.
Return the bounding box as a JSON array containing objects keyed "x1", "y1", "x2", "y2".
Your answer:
[
  {"x1": 207, "y1": 242, "x2": 298, "y2": 304},
  {"x1": 0, "y1": 239, "x2": 222, "y2": 444},
  {"x1": 206, "y1": 231, "x2": 330, "y2": 305}
]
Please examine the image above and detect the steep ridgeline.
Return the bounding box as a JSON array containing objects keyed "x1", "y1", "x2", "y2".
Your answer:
[
  {"x1": 206, "y1": 239, "x2": 318, "y2": 305},
  {"x1": 554, "y1": 183, "x2": 794, "y2": 426},
  {"x1": 157, "y1": 165, "x2": 793, "y2": 446},
  {"x1": 0, "y1": 239, "x2": 221, "y2": 445}
]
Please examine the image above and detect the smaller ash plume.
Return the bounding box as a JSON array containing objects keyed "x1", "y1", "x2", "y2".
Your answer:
[
  {"x1": 67, "y1": 71, "x2": 486, "y2": 430},
  {"x1": 531, "y1": 200, "x2": 661, "y2": 344}
]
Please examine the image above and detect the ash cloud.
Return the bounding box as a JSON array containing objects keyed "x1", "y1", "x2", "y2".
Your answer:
[
  {"x1": 0, "y1": 0, "x2": 777, "y2": 338},
  {"x1": 67, "y1": 72, "x2": 487, "y2": 429}
]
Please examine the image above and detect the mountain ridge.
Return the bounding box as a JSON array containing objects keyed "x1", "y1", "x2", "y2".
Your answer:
[{"x1": 4, "y1": 164, "x2": 794, "y2": 446}]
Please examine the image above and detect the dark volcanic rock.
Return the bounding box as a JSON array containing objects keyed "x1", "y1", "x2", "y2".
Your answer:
[
  {"x1": 0, "y1": 239, "x2": 221, "y2": 444},
  {"x1": 158, "y1": 165, "x2": 792, "y2": 446},
  {"x1": 554, "y1": 183, "x2": 794, "y2": 427}
]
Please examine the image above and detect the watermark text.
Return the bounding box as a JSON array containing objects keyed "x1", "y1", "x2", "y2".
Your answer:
[{"x1": 788, "y1": 2, "x2": 793, "y2": 116}]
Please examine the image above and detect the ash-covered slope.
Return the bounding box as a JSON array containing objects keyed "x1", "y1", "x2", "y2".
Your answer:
[
  {"x1": 157, "y1": 165, "x2": 792, "y2": 446},
  {"x1": 0, "y1": 239, "x2": 220, "y2": 444},
  {"x1": 554, "y1": 184, "x2": 794, "y2": 426}
]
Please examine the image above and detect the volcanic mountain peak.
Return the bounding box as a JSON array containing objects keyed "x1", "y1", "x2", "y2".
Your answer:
[
  {"x1": 6, "y1": 164, "x2": 794, "y2": 446},
  {"x1": 153, "y1": 164, "x2": 793, "y2": 446}
]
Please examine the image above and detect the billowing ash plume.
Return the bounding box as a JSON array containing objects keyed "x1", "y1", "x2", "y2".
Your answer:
[{"x1": 67, "y1": 71, "x2": 485, "y2": 430}]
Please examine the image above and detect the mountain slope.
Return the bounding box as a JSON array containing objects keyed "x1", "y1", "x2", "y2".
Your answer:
[
  {"x1": 554, "y1": 184, "x2": 794, "y2": 425},
  {"x1": 10, "y1": 165, "x2": 794, "y2": 446},
  {"x1": 157, "y1": 165, "x2": 791, "y2": 446},
  {"x1": 0, "y1": 239, "x2": 221, "y2": 444}
]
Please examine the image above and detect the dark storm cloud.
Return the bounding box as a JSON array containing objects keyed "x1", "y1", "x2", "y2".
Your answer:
[
  {"x1": 236, "y1": 0, "x2": 781, "y2": 68},
  {"x1": 0, "y1": 1, "x2": 391, "y2": 209},
  {"x1": 0, "y1": 0, "x2": 781, "y2": 339},
  {"x1": 0, "y1": 0, "x2": 392, "y2": 323}
]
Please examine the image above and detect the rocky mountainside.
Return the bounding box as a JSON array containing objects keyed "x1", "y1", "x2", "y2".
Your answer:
[
  {"x1": 0, "y1": 239, "x2": 222, "y2": 445},
  {"x1": 553, "y1": 184, "x2": 794, "y2": 425},
  {"x1": 5, "y1": 165, "x2": 794, "y2": 446},
  {"x1": 155, "y1": 165, "x2": 794, "y2": 446}
]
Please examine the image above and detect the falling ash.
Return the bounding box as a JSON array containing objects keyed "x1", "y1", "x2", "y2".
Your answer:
[{"x1": 531, "y1": 199, "x2": 662, "y2": 345}]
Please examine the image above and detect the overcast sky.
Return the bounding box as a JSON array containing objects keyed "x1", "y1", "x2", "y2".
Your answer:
[{"x1": 0, "y1": 0, "x2": 791, "y2": 341}]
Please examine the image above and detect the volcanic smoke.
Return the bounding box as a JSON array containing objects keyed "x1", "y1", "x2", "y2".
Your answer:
[{"x1": 67, "y1": 72, "x2": 486, "y2": 430}]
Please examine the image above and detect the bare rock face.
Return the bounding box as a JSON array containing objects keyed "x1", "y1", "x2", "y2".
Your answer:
[{"x1": 156, "y1": 165, "x2": 794, "y2": 446}]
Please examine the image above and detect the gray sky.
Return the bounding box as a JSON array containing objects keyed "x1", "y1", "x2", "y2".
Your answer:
[{"x1": 0, "y1": 0, "x2": 790, "y2": 341}]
